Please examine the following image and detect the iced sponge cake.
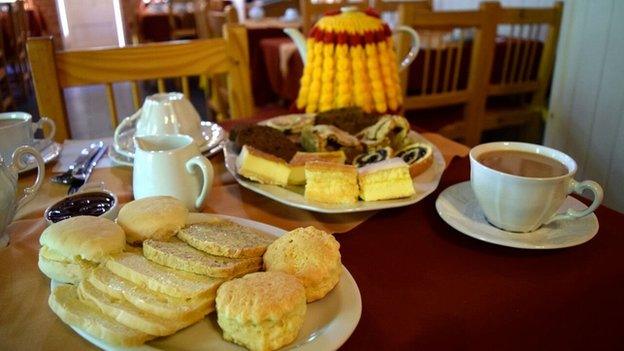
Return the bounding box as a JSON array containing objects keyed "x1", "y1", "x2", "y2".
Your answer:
[
  {"x1": 358, "y1": 158, "x2": 415, "y2": 201},
  {"x1": 304, "y1": 161, "x2": 359, "y2": 204}
]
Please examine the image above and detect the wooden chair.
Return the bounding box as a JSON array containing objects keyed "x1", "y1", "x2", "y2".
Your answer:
[
  {"x1": 27, "y1": 24, "x2": 254, "y2": 141},
  {"x1": 397, "y1": 2, "x2": 495, "y2": 146},
  {"x1": 0, "y1": 30, "x2": 15, "y2": 112},
  {"x1": 300, "y1": 0, "x2": 370, "y2": 34},
  {"x1": 3, "y1": 0, "x2": 30, "y2": 99},
  {"x1": 481, "y1": 1, "x2": 563, "y2": 143},
  {"x1": 371, "y1": 0, "x2": 431, "y2": 13},
  {"x1": 168, "y1": 0, "x2": 199, "y2": 40}
]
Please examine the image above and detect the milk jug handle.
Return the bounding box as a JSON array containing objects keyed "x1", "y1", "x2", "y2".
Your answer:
[
  {"x1": 185, "y1": 156, "x2": 214, "y2": 210},
  {"x1": 395, "y1": 25, "x2": 420, "y2": 72},
  {"x1": 546, "y1": 179, "x2": 603, "y2": 224}
]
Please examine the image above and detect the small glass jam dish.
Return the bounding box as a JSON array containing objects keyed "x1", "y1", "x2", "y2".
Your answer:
[{"x1": 44, "y1": 184, "x2": 119, "y2": 225}]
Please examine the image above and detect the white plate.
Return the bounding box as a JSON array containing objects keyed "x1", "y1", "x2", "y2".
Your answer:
[
  {"x1": 435, "y1": 181, "x2": 600, "y2": 249},
  {"x1": 51, "y1": 214, "x2": 362, "y2": 351},
  {"x1": 224, "y1": 131, "x2": 446, "y2": 213},
  {"x1": 109, "y1": 143, "x2": 225, "y2": 168},
  {"x1": 17, "y1": 140, "x2": 62, "y2": 174},
  {"x1": 114, "y1": 120, "x2": 226, "y2": 159}
]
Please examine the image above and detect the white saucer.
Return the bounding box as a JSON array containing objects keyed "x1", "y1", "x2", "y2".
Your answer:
[
  {"x1": 17, "y1": 140, "x2": 62, "y2": 174},
  {"x1": 109, "y1": 142, "x2": 224, "y2": 167},
  {"x1": 435, "y1": 181, "x2": 599, "y2": 249},
  {"x1": 114, "y1": 121, "x2": 225, "y2": 159}
]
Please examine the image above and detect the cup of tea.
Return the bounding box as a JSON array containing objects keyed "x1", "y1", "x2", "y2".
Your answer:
[
  {"x1": 0, "y1": 112, "x2": 56, "y2": 162},
  {"x1": 470, "y1": 142, "x2": 603, "y2": 233},
  {"x1": 133, "y1": 134, "x2": 214, "y2": 210}
]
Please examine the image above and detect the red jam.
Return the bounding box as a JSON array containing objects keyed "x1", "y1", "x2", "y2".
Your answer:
[{"x1": 46, "y1": 192, "x2": 114, "y2": 223}]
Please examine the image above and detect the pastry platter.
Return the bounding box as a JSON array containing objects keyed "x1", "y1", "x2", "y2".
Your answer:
[
  {"x1": 51, "y1": 214, "x2": 362, "y2": 351},
  {"x1": 224, "y1": 127, "x2": 446, "y2": 213}
]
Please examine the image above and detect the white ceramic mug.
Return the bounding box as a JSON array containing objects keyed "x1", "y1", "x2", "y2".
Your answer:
[
  {"x1": 114, "y1": 93, "x2": 204, "y2": 157},
  {"x1": 0, "y1": 112, "x2": 56, "y2": 162},
  {"x1": 0, "y1": 146, "x2": 45, "y2": 247},
  {"x1": 133, "y1": 134, "x2": 214, "y2": 210},
  {"x1": 470, "y1": 142, "x2": 603, "y2": 233}
]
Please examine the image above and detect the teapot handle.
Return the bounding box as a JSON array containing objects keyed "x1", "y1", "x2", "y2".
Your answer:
[
  {"x1": 394, "y1": 25, "x2": 420, "y2": 72},
  {"x1": 10, "y1": 146, "x2": 45, "y2": 210}
]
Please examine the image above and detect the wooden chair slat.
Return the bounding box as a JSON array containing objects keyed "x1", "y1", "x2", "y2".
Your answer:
[{"x1": 105, "y1": 83, "x2": 119, "y2": 129}]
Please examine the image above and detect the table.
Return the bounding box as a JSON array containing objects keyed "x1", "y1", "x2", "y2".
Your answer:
[
  {"x1": 241, "y1": 18, "x2": 301, "y2": 106},
  {"x1": 3, "y1": 128, "x2": 624, "y2": 350}
]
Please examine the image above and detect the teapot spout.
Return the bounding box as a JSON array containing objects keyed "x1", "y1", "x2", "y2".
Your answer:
[{"x1": 283, "y1": 28, "x2": 307, "y2": 64}]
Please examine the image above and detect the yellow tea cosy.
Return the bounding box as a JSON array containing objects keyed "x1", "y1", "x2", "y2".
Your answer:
[{"x1": 296, "y1": 8, "x2": 402, "y2": 114}]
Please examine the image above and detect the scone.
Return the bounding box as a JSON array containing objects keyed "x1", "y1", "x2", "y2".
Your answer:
[
  {"x1": 264, "y1": 227, "x2": 341, "y2": 302},
  {"x1": 396, "y1": 142, "x2": 434, "y2": 177},
  {"x1": 216, "y1": 271, "x2": 306, "y2": 351},
  {"x1": 288, "y1": 150, "x2": 346, "y2": 185},
  {"x1": 304, "y1": 161, "x2": 359, "y2": 204},
  {"x1": 117, "y1": 196, "x2": 188, "y2": 245},
  {"x1": 177, "y1": 219, "x2": 274, "y2": 258},
  {"x1": 143, "y1": 237, "x2": 262, "y2": 278},
  {"x1": 236, "y1": 145, "x2": 291, "y2": 186},
  {"x1": 38, "y1": 216, "x2": 125, "y2": 283},
  {"x1": 358, "y1": 158, "x2": 415, "y2": 201}
]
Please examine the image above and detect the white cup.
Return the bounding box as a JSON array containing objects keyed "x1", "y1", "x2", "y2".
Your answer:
[
  {"x1": 133, "y1": 134, "x2": 214, "y2": 211},
  {"x1": 470, "y1": 142, "x2": 604, "y2": 233},
  {"x1": 136, "y1": 92, "x2": 203, "y2": 143},
  {"x1": 0, "y1": 112, "x2": 56, "y2": 162}
]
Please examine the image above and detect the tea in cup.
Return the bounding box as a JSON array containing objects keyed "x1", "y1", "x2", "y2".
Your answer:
[
  {"x1": 470, "y1": 142, "x2": 603, "y2": 233},
  {"x1": 133, "y1": 134, "x2": 214, "y2": 210},
  {"x1": 0, "y1": 112, "x2": 56, "y2": 162}
]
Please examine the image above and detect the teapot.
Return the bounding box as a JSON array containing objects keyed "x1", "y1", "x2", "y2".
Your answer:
[
  {"x1": 284, "y1": 6, "x2": 420, "y2": 114},
  {"x1": 0, "y1": 146, "x2": 45, "y2": 247}
]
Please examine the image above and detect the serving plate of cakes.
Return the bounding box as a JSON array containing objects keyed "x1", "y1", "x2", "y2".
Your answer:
[
  {"x1": 224, "y1": 108, "x2": 446, "y2": 213},
  {"x1": 42, "y1": 196, "x2": 361, "y2": 351}
]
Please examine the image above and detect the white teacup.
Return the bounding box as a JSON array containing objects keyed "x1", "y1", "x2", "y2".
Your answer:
[
  {"x1": 0, "y1": 112, "x2": 56, "y2": 162},
  {"x1": 136, "y1": 92, "x2": 203, "y2": 144},
  {"x1": 470, "y1": 142, "x2": 603, "y2": 233},
  {"x1": 133, "y1": 134, "x2": 214, "y2": 211}
]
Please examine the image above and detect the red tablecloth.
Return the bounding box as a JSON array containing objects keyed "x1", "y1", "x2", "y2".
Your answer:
[{"x1": 338, "y1": 156, "x2": 624, "y2": 350}]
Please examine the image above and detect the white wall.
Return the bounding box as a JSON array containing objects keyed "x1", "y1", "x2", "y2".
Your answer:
[
  {"x1": 544, "y1": 0, "x2": 624, "y2": 213},
  {"x1": 58, "y1": 0, "x2": 124, "y2": 49}
]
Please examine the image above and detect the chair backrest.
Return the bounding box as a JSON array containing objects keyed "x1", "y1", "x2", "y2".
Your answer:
[
  {"x1": 371, "y1": 0, "x2": 431, "y2": 13},
  {"x1": 299, "y1": 0, "x2": 370, "y2": 34},
  {"x1": 397, "y1": 3, "x2": 495, "y2": 145},
  {"x1": 168, "y1": 0, "x2": 199, "y2": 39},
  {"x1": 486, "y1": 1, "x2": 563, "y2": 109},
  {"x1": 27, "y1": 24, "x2": 254, "y2": 141}
]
